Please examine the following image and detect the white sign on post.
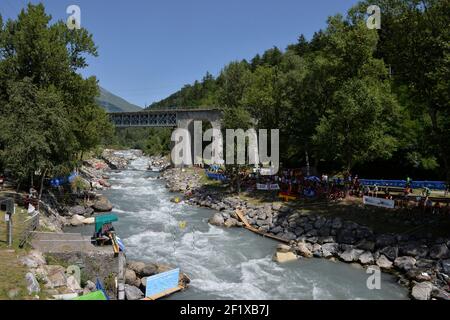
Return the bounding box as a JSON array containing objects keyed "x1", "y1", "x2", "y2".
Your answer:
[
  {"x1": 363, "y1": 196, "x2": 395, "y2": 209},
  {"x1": 5, "y1": 214, "x2": 10, "y2": 222}
]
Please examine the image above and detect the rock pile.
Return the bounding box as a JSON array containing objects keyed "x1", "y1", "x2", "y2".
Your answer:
[
  {"x1": 148, "y1": 156, "x2": 171, "y2": 172},
  {"x1": 20, "y1": 250, "x2": 95, "y2": 299},
  {"x1": 162, "y1": 167, "x2": 450, "y2": 300},
  {"x1": 123, "y1": 261, "x2": 190, "y2": 300},
  {"x1": 161, "y1": 168, "x2": 203, "y2": 192},
  {"x1": 272, "y1": 244, "x2": 298, "y2": 263},
  {"x1": 101, "y1": 149, "x2": 141, "y2": 170}
]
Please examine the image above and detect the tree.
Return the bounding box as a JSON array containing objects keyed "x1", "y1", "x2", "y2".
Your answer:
[
  {"x1": 314, "y1": 78, "x2": 398, "y2": 171},
  {"x1": 351, "y1": 0, "x2": 450, "y2": 180},
  {"x1": 222, "y1": 106, "x2": 253, "y2": 193},
  {"x1": 0, "y1": 3, "x2": 112, "y2": 192},
  {"x1": 0, "y1": 79, "x2": 70, "y2": 190}
]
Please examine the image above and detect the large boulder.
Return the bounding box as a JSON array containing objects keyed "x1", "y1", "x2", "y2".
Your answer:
[
  {"x1": 331, "y1": 218, "x2": 343, "y2": 229},
  {"x1": 379, "y1": 246, "x2": 399, "y2": 261},
  {"x1": 25, "y1": 273, "x2": 40, "y2": 295},
  {"x1": 224, "y1": 218, "x2": 238, "y2": 228},
  {"x1": 281, "y1": 232, "x2": 297, "y2": 241},
  {"x1": 314, "y1": 217, "x2": 327, "y2": 229},
  {"x1": 358, "y1": 252, "x2": 375, "y2": 265},
  {"x1": 277, "y1": 244, "x2": 292, "y2": 253},
  {"x1": 83, "y1": 217, "x2": 95, "y2": 225},
  {"x1": 295, "y1": 242, "x2": 313, "y2": 258},
  {"x1": 128, "y1": 261, "x2": 146, "y2": 276},
  {"x1": 336, "y1": 229, "x2": 356, "y2": 245},
  {"x1": 411, "y1": 282, "x2": 433, "y2": 300},
  {"x1": 400, "y1": 243, "x2": 429, "y2": 258},
  {"x1": 376, "y1": 255, "x2": 393, "y2": 270},
  {"x1": 92, "y1": 196, "x2": 113, "y2": 212},
  {"x1": 141, "y1": 264, "x2": 158, "y2": 277},
  {"x1": 311, "y1": 244, "x2": 323, "y2": 258},
  {"x1": 20, "y1": 257, "x2": 39, "y2": 269},
  {"x1": 272, "y1": 251, "x2": 297, "y2": 263},
  {"x1": 124, "y1": 284, "x2": 144, "y2": 300},
  {"x1": 68, "y1": 206, "x2": 87, "y2": 217},
  {"x1": 322, "y1": 243, "x2": 339, "y2": 258},
  {"x1": 66, "y1": 275, "x2": 81, "y2": 292},
  {"x1": 45, "y1": 265, "x2": 67, "y2": 288},
  {"x1": 272, "y1": 203, "x2": 282, "y2": 211},
  {"x1": 355, "y1": 239, "x2": 375, "y2": 252},
  {"x1": 70, "y1": 214, "x2": 85, "y2": 226},
  {"x1": 19, "y1": 251, "x2": 46, "y2": 271},
  {"x1": 432, "y1": 288, "x2": 450, "y2": 300},
  {"x1": 125, "y1": 268, "x2": 137, "y2": 286},
  {"x1": 376, "y1": 234, "x2": 397, "y2": 249},
  {"x1": 209, "y1": 213, "x2": 224, "y2": 227},
  {"x1": 256, "y1": 219, "x2": 268, "y2": 227},
  {"x1": 429, "y1": 244, "x2": 450, "y2": 260},
  {"x1": 339, "y1": 249, "x2": 364, "y2": 263},
  {"x1": 440, "y1": 259, "x2": 450, "y2": 275},
  {"x1": 406, "y1": 268, "x2": 433, "y2": 282},
  {"x1": 85, "y1": 280, "x2": 96, "y2": 291},
  {"x1": 394, "y1": 256, "x2": 417, "y2": 272}
]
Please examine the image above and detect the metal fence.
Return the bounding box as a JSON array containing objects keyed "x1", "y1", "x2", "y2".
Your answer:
[
  {"x1": 1, "y1": 194, "x2": 41, "y2": 247},
  {"x1": 19, "y1": 211, "x2": 40, "y2": 248}
]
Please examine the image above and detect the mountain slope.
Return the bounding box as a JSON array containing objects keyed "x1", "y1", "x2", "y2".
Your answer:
[{"x1": 96, "y1": 87, "x2": 142, "y2": 113}]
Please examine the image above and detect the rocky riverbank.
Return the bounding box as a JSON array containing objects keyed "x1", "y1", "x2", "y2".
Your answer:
[
  {"x1": 161, "y1": 167, "x2": 450, "y2": 300},
  {"x1": 124, "y1": 261, "x2": 190, "y2": 300},
  {"x1": 19, "y1": 249, "x2": 190, "y2": 300},
  {"x1": 14, "y1": 150, "x2": 190, "y2": 300},
  {"x1": 38, "y1": 149, "x2": 143, "y2": 230}
]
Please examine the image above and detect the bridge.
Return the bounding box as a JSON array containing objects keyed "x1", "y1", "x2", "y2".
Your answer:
[
  {"x1": 108, "y1": 108, "x2": 224, "y2": 166},
  {"x1": 108, "y1": 108, "x2": 222, "y2": 129}
]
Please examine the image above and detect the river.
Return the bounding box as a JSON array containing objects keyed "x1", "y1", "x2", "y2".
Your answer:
[{"x1": 74, "y1": 156, "x2": 409, "y2": 300}]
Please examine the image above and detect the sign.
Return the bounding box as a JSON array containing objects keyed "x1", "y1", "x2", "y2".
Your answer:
[
  {"x1": 145, "y1": 268, "x2": 180, "y2": 298},
  {"x1": 256, "y1": 183, "x2": 269, "y2": 190},
  {"x1": 359, "y1": 179, "x2": 446, "y2": 191},
  {"x1": 28, "y1": 203, "x2": 35, "y2": 215},
  {"x1": 259, "y1": 168, "x2": 276, "y2": 176},
  {"x1": 5, "y1": 213, "x2": 10, "y2": 222},
  {"x1": 256, "y1": 183, "x2": 280, "y2": 191},
  {"x1": 363, "y1": 196, "x2": 395, "y2": 209}
]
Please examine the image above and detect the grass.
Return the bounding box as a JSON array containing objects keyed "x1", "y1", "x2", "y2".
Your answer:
[
  {"x1": 0, "y1": 206, "x2": 33, "y2": 299},
  {"x1": 0, "y1": 205, "x2": 39, "y2": 300},
  {"x1": 0, "y1": 249, "x2": 31, "y2": 300},
  {"x1": 0, "y1": 206, "x2": 29, "y2": 250}
]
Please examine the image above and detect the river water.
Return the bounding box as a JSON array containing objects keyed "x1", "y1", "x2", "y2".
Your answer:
[{"x1": 74, "y1": 157, "x2": 409, "y2": 300}]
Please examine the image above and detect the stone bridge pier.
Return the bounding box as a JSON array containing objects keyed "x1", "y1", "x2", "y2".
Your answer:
[
  {"x1": 173, "y1": 110, "x2": 223, "y2": 167},
  {"x1": 108, "y1": 108, "x2": 223, "y2": 167}
]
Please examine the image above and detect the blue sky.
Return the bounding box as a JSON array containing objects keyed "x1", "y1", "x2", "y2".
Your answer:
[{"x1": 1, "y1": 0, "x2": 359, "y2": 107}]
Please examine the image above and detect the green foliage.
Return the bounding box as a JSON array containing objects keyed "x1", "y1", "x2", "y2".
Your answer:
[
  {"x1": 96, "y1": 86, "x2": 142, "y2": 112},
  {"x1": 314, "y1": 78, "x2": 398, "y2": 170},
  {"x1": 0, "y1": 4, "x2": 113, "y2": 188},
  {"x1": 109, "y1": 127, "x2": 172, "y2": 156},
  {"x1": 143, "y1": 0, "x2": 449, "y2": 181},
  {"x1": 71, "y1": 176, "x2": 90, "y2": 193}
]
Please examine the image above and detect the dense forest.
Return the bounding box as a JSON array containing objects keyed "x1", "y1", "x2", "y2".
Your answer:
[
  {"x1": 0, "y1": 1, "x2": 448, "y2": 189},
  {"x1": 0, "y1": 4, "x2": 113, "y2": 190},
  {"x1": 148, "y1": 0, "x2": 449, "y2": 181}
]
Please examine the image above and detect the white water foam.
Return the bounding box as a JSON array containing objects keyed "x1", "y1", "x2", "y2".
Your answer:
[{"x1": 103, "y1": 156, "x2": 409, "y2": 300}]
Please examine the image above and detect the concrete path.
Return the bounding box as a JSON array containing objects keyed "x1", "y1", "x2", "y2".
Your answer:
[{"x1": 31, "y1": 232, "x2": 112, "y2": 254}]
